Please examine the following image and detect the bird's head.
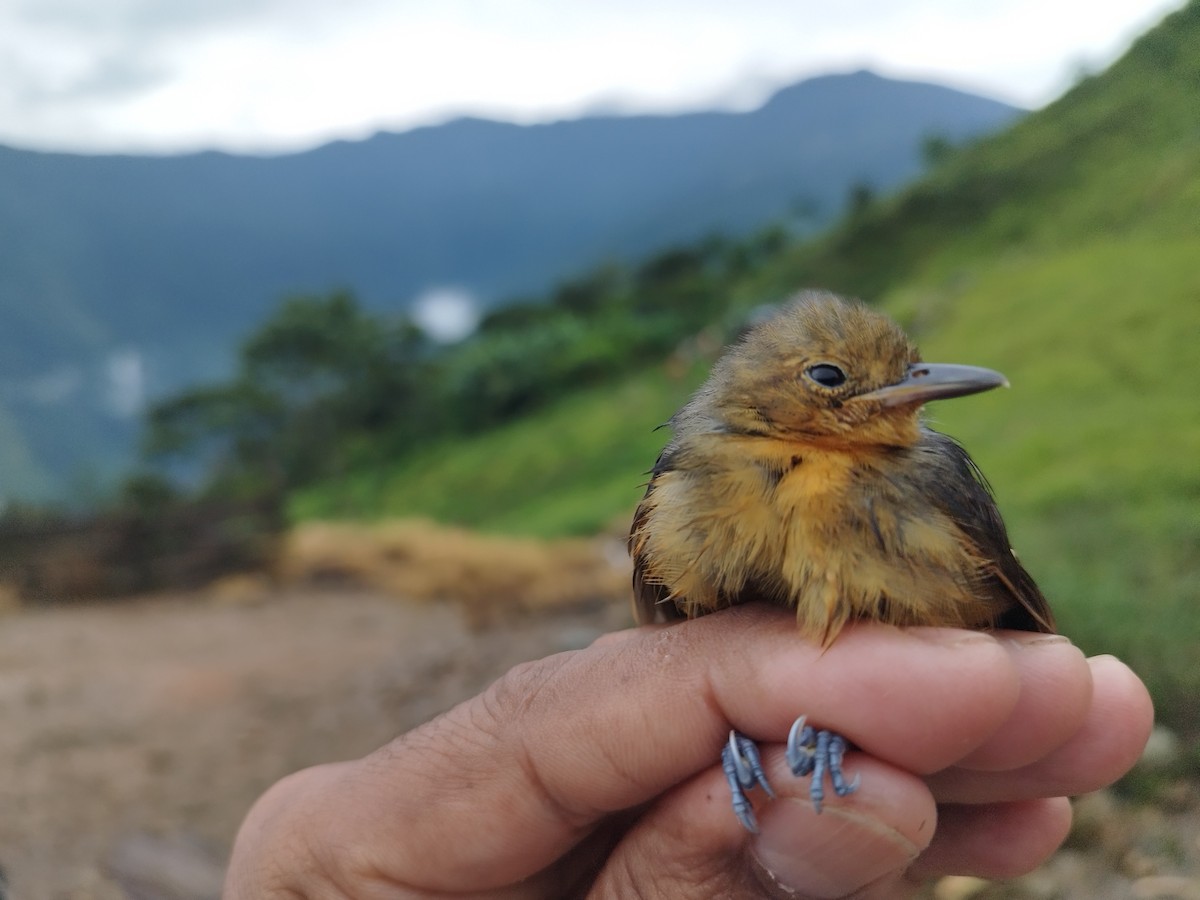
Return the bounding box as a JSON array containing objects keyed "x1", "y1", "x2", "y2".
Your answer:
[{"x1": 683, "y1": 291, "x2": 1006, "y2": 449}]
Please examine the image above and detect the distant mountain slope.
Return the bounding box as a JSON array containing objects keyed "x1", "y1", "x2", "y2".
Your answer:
[
  {"x1": 296, "y1": 2, "x2": 1199, "y2": 720},
  {"x1": 775, "y1": 6, "x2": 1200, "y2": 304},
  {"x1": 0, "y1": 70, "x2": 1019, "y2": 501}
]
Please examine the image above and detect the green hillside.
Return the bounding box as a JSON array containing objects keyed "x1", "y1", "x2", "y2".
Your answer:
[
  {"x1": 293, "y1": 2, "x2": 1200, "y2": 725},
  {"x1": 0, "y1": 72, "x2": 1020, "y2": 504}
]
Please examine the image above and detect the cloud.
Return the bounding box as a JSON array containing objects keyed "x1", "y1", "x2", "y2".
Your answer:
[
  {"x1": 16, "y1": 366, "x2": 83, "y2": 406},
  {"x1": 104, "y1": 349, "x2": 145, "y2": 419},
  {"x1": 0, "y1": 0, "x2": 405, "y2": 151},
  {"x1": 413, "y1": 287, "x2": 480, "y2": 344},
  {"x1": 17, "y1": 0, "x2": 308, "y2": 38},
  {"x1": 13, "y1": 52, "x2": 170, "y2": 104},
  {"x1": 0, "y1": 0, "x2": 1184, "y2": 154}
]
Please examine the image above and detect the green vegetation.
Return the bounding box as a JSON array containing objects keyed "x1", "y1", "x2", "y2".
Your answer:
[
  {"x1": 891, "y1": 239, "x2": 1200, "y2": 727},
  {"x1": 140, "y1": 230, "x2": 780, "y2": 506},
  {"x1": 142, "y1": 3, "x2": 1200, "y2": 726},
  {"x1": 3, "y1": 70, "x2": 1019, "y2": 505},
  {"x1": 290, "y1": 368, "x2": 701, "y2": 536}
]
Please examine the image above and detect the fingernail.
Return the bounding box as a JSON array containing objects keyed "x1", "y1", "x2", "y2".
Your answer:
[
  {"x1": 752, "y1": 801, "x2": 920, "y2": 898},
  {"x1": 906, "y1": 626, "x2": 997, "y2": 647},
  {"x1": 1001, "y1": 632, "x2": 1073, "y2": 648}
]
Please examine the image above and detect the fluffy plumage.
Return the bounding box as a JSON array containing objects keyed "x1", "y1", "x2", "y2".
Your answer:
[{"x1": 629, "y1": 291, "x2": 1054, "y2": 644}]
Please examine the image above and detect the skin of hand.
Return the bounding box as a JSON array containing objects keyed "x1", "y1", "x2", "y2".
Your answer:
[
  {"x1": 625, "y1": 292, "x2": 1062, "y2": 830},
  {"x1": 223, "y1": 606, "x2": 1153, "y2": 899}
]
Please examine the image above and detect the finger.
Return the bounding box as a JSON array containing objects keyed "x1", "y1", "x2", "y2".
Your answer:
[
  {"x1": 285, "y1": 608, "x2": 1026, "y2": 893},
  {"x1": 953, "y1": 632, "x2": 1092, "y2": 771},
  {"x1": 706, "y1": 612, "x2": 1025, "y2": 775},
  {"x1": 926, "y1": 655, "x2": 1153, "y2": 803},
  {"x1": 908, "y1": 798, "x2": 1073, "y2": 880},
  {"x1": 589, "y1": 625, "x2": 654, "y2": 648},
  {"x1": 592, "y1": 750, "x2": 933, "y2": 899}
]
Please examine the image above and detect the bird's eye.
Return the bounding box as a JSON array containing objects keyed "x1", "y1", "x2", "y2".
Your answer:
[{"x1": 805, "y1": 364, "x2": 847, "y2": 388}]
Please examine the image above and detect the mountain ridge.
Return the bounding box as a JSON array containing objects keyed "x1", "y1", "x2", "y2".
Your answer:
[
  {"x1": 0, "y1": 69, "x2": 1020, "y2": 502},
  {"x1": 291, "y1": 2, "x2": 1200, "y2": 719}
]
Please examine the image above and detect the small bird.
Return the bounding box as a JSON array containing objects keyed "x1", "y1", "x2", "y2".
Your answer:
[{"x1": 629, "y1": 291, "x2": 1055, "y2": 832}]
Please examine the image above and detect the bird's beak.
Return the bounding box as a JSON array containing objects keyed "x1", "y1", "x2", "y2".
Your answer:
[{"x1": 857, "y1": 363, "x2": 1009, "y2": 408}]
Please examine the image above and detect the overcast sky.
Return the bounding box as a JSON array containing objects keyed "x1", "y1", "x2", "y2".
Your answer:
[{"x1": 0, "y1": 0, "x2": 1183, "y2": 155}]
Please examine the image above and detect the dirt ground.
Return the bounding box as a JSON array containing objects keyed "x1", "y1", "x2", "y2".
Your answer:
[
  {"x1": 0, "y1": 587, "x2": 625, "y2": 899},
  {"x1": 1, "y1": 587, "x2": 1196, "y2": 900}
]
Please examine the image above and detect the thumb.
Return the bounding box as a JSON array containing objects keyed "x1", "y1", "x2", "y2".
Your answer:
[
  {"x1": 751, "y1": 781, "x2": 927, "y2": 897},
  {"x1": 591, "y1": 751, "x2": 933, "y2": 899}
]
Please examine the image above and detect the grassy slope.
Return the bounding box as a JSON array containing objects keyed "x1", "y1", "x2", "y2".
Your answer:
[
  {"x1": 836, "y1": 5, "x2": 1200, "y2": 718},
  {"x1": 291, "y1": 367, "x2": 702, "y2": 536},
  {"x1": 900, "y1": 240, "x2": 1200, "y2": 723},
  {"x1": 297, "y1": 3, "x2": 1200, "y2": 721}
]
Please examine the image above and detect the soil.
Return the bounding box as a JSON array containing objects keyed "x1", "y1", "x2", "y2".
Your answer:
[
  {"x1": 1, "y1": 588, "x2": 1196, "y2": 899},
  {"x1": 0, "y1": 588, "x2": 624, "y2": 899}
]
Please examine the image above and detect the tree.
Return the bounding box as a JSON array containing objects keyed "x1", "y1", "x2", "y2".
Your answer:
[
  {"x1": 846, "y1": 182, "x2": 876, "y2": 218},
  {"x1": 142, "y1": 291, "x2": 430, "y2": 498},
  {"x1": 920, "y1": 133, "x2": 957, "y2": 169}
]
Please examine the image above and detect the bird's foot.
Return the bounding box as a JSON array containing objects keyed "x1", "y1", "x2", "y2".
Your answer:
[
  {"x1": 721, "y1": 730, "x2": 774, "y2": 833},
  {"x1": 785, "y1": 716, "x2": 860, "y2": 814},
  {"x1": 722, "y1": 717, "x2": 860, "y2": 832}
]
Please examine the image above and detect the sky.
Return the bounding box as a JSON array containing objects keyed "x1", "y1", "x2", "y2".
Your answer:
[{"x1": 0, "y1": 0, "x2": 1184, "y2": 155}]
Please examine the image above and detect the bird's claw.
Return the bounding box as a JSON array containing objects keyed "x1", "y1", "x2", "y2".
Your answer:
[
  {"x1": 721, "y1": 730, "x2": 773, "y2": 833},
  {"x1": 722, "y1": 717, "x2": 859, "y2": 832},
  {"x1": 785, "y1": 716, "x2": 860, "y2": 814}
]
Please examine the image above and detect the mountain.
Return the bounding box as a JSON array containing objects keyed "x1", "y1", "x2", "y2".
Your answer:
[
  {"x1": 297, "y1": 2, "x2": 1200, "y2": 720},
  {"x1": 0, "y1": 70, "x2": 1020, "y2": 502}
]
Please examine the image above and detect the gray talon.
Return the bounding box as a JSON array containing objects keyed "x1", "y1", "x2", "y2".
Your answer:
[
  {"x1": 785, "y1": 715, "x2": 813, "y2": 775},
  {"x1": 721, "y1": 719, "x2": 858, "y2": 830},
  {"x1": 721, "y1": 730, "x2": 773, "y2": 833},
  {"x1": 785, "y1": 716, "x2": 858, "y2": 813}
]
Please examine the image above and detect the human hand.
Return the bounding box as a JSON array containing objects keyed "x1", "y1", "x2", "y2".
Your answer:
[{"x1": 223, "y1": 605, "x2": 1153, "y2": 898}]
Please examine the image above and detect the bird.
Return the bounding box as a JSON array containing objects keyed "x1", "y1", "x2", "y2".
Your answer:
[{"x1": 628, "y1": 290, "x2": 1055, "y2": 832}]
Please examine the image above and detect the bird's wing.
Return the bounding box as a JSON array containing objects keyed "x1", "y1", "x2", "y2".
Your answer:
[
  {"x1": 629, "y1": 443, "x2": 686, "y2": 624},
  {"x1": 921, "y1": 431, "x2": 1056, "y2": 633}
]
